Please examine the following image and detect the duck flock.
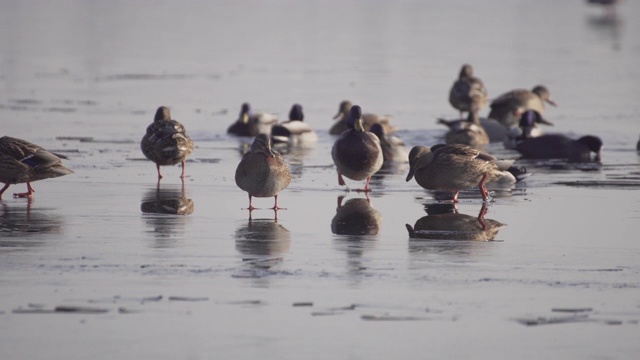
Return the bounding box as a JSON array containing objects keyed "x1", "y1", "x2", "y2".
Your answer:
[{"x1": 0, "y1": 63, "x2": 629, "y2": 211}]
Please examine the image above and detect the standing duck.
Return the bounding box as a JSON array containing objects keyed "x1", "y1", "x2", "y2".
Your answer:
[
  {"x1": 0, "y1": 136, "x2": 74, "y2": 199},
  {"x1": 270, "y1": 104, "x2": 318, "y2": 146},
  {"x1": 406, "y1": 144, "x2": 527, "y2": 202},
  {"x1": 330, "y1": 100, "x2": 396, "y2": 135},
  {"x1": 235, "y1": 133, "x2": 291, "y2": 210},
  {"x1": 141, "y1": 106, "x2": 194, "y2": 180},
  {"x1": 488, "y1": 85, "x2": 556, "y2": 127},
  {"x1": 227, "y1": 102, "x2": 278, "y2": 137},
  {"x1": 449, "y1": 64, "x2": 489, "y2": 119},
  {"x1": 331, "y1": 105, "x2": 383, "y2": 192}
]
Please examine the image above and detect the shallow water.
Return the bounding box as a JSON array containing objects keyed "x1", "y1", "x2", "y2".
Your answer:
[{"x1": 2, "y1": 1, "x2": 640, "y2": 359}]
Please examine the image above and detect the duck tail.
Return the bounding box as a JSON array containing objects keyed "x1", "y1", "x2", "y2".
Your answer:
[{"x1": 507, "y1": 166, "x2": 530, "y2": 182}]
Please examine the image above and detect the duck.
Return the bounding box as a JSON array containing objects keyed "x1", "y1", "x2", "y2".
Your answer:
[
  {"x1": 515, "y1": 133, "x2": 603, "y2": 162},
  {"x1": 141, "y1": 106, "x2": 194, "y2": 180},
  {"x1": 503, "y1": 110, "x2": 552, "y2": 149},
  {"x1": 330, "y1": 100, "x2": 396, "y2": 135},
  {"x1": 0, "y1": 136, "x2": 74, "y2": 199},
  {"x1": 406, "y1": 143, "x2": 528, "y2": 202},
  {"x1": 441, "y1": 111, "x2": 490, "y2": 149},
  {"x1": 235, "y1": 133, "x2": 291, "y2": 210},
  {"x1": 488, "y1": 85, "x2": 556, "y2": 127},
  {"x1": 449, "y1": 64, "x2": 489, "y2": 119},
  {"x1": 438, "y1": 116, "x2": 510, "y2": 143},
  {"x1": 369, "y1": 123, "x2": 409, "y2": 163},
  {"x1": 270, "y1": 104, "x2": 318, "y2": 146},
  {"x1": 331, "y1": 105, "x2": 383, "y2": 192},
  {"x1": 227, "y1": 102, "x2": 278, "y2": 137}
]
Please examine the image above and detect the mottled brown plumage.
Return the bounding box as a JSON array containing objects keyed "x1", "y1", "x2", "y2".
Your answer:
[
  {"x1": 0, "y1": 136, "x2": 74, "y2": 199},
  {"x1": 443, "y1": 112, "x2": 490, "y2": 149},
  {"x1": 141, "y1": 106, "x2": 194, "y2": 180},
  {"x1": 406, "y1": 144, "x2": 518, "y2": 202},
  {"x1": 488, "y1": 85, "x2": 556, "y2": 127},
  {"x1": 235, "y1": 134, "x2": 291, "y2": 210},
  {"x1": 449, "y1": 64, "x2": 488, "y2": 118}
]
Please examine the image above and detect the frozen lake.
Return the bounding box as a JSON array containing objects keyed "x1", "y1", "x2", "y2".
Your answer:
[{"x1": 1, "y1": 1, "x2": 640, "y2": 359}]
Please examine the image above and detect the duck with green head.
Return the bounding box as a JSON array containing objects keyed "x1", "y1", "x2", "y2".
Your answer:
[{"x1": 331, "y1": 105, "x2": 383, "y2": 192}]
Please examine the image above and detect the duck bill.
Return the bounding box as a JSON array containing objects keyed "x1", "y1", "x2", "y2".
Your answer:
[
  {"x1": 406, "y1": 168, "x2": 415, "y2": 182},
  {"x1": 595, "y1": 150, "x2": 602, "y2": 162},
  {"x1": 545, "y1": 98, "x2": 557, "y2": 107},
  {"x1": 537, "y1": 117, "x2": 554, "y2": 126}
]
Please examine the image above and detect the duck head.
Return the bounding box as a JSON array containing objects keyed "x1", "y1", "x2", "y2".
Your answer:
[
  {"x1": 240, "y1": 102, "x2": 252, "y2": 124},
  {"x1": 458, "y1": 64, "x2": 474, "y2": 80},
  {"x1": 517, "y1": 110, "x2": 544, "y2": 137},
  {"x1": 532, "y1": 85, "x2": 557, "y2": 107},
  {"x1": 289, "y1": 104, "x2": 304, "y2": 121},
  {"x1": 578, "y1": 135, "x2": 603, "y2": 162},
  {"x1": 346, "y1": 105, "x2": 365, "y2": 132},
  {"x1": 251, "y1": 133, "x2": 277, "y2": 157},
  {"x1": 333, "y1": 100, "x2": 353, "y2": 120},
  {"x1": 154, "y1": 106, "x2": 172, "y2": 121},
  {"x1": 406, "y1": 146, "x2": 434, "y2": 182}
]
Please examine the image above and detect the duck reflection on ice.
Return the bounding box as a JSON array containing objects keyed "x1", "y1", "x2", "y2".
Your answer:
[
  {"x1": 406, "y1": 203, "x2": 505, "y2": 241},
  {"x1": 331, "y1": 195, "x2": 382, "y2": 236},
  {"x1": 140, "y1": 184, "x2": 193, "y2": 246},
  {"x1": 140, "y1": 184, "x2": 194, "y2": 215},
  {"x1": 0, "y1": 200, "x2": 63, "y2": 244},
  {"x1": 234, "y1": 217, "x2": 290, "y2": 268}
]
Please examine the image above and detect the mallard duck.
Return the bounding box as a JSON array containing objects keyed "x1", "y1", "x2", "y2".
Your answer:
[
  {"x1": 0, "y1": 136, "x2": 74, "y2": 199},
  {"x1": 227, "y1": 102, "x2": 278, "y2": 137},
  {"x1": 449, "y1": 64, "x2": 489, "y2": 119},
  {"x1": 502, "y1": 110, "x2": 550, "y2": 149},
  {"x1": 441, "y1": 111, "x2": 490, "y2": 149},
  {"x1": 235, "y1": 133, "x2": 291, "y2": 210},
  {"x1": 270, "y1": 104, "x2": 318, "y2": 145},
  {"x1": 515, "y1": 134, "x2": 603, "y2": 162},
  {"x1": 331, "y1": 105, "x2": 383, "y2": 192},
  {"x1": 406, "y1": 144, "x2": 527, "y2": 202},
  {"x1": 141, "y1": 106, "x2": 194, "y2": 180},
  {"x1": 488, "y1": 85, "x2": 556, "y2": 127},
  {"x1": 330, "y1": 100, "x2": 396, "y2": 135},
  {"x1": 369, "y1": 123, "x2": 409, "y2": 163}
]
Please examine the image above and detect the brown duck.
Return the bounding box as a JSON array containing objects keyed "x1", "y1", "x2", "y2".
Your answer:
[
  {"x1": 235, "y1": 133, "x2": 291, "y2": 210},
  {"x1": 0, "y1": 136, "x2": 73, "y2": 199},
  {"x1": 141, "y1": 106, "x2": 194, "y2": 180}
]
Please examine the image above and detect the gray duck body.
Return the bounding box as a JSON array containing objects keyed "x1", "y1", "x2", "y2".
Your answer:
[{"x1": 235, "y1": 134, "x2": 291, "y2": 199}]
